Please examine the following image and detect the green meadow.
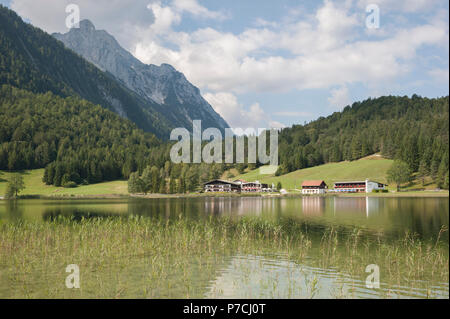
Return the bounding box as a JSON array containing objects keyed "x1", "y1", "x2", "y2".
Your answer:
[
  {"x1": 235, "y1": 156, "x2": 392, "y2": 190},
  {"x1": 234, "y1": 155, "x2": 443, "y2": 192},
  {"x1": 0, "y1": 169, "x2": 127, "y2": 197}
]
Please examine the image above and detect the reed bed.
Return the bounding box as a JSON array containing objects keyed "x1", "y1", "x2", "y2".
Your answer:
[{"x1": 0, "y1": 216, "x2": 448, "y2": 298}]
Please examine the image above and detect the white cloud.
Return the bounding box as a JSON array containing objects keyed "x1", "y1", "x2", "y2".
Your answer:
[
  {"x1": 134, "y1": 1, "x2": 448, "y2": 95},
  {"x1": 10, "y1": 0, "x2": 156, "y2": 48},
  {"x1": 9, "y1": 0, "x2": 448, "y2": 95},
  {"x1": 203, "y1": 92, "x2": 281, "y2": 129},
  {"x1": 328, "y1": 86, "x2": 351, "y2": 110},
  {"x1": 273, "y1": 111, "x2": 313, "y2": 117},
  {"x1": 268, "y1": 120, "x2": 286, "y2": 129},
  {"x1": 146, "y1": 2, "x2": 181, "y2": 35},
  {"x1": 253, "y1": 18, "x2": 278, "y2": 28},
  {"x1": 9, "y1": 0, "x2": 226, "y2": 49},
  {"x1": 357, "y1": 0, "x2": 439, "y2": 13},
  {"x1": 173, "y1": 0, "x2": 227, "y2": 20},
  {"x1": 428, "y1": 68, "x2": 449, "y2": 83}
]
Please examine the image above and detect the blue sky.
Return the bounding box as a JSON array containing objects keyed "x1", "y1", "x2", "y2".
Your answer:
[{"x1": 1, "y1": 0, "x2": 448, "y2": 129}]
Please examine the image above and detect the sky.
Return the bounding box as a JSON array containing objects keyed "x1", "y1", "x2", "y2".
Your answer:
[{"x1": 1, "y1": 0, "x2": 448, "y2": 129}]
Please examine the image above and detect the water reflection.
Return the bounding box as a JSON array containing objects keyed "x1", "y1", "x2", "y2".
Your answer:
[
  {"x1": 206, "y1": 253, "x2": 449, "y2": 299},
  {"x1": 0, "y1": 196, "x2": 448, "y2": 241},
  {"x1": 42, "y1": 209, "x2": 121, "y2": 221},
  {"x1": 302, "y1": 197, "x2": 325, "y2": 216}
]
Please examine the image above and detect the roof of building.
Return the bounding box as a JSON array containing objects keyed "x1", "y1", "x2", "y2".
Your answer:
[
  {"x1": 334, "y1": 181, "x2": 366, "y2": 184},
  {"x1": 203, "y1": 179, "x2": 241, "y2": 186},
  {"x1": 334, "y1": 180, "x2": 387, "y2": 185},
  {"x1": 301, "y1": 180, "x2": 327, "y2": 187},
  {"x1": 243, "y1": 181, "x2": 262, "y2": 185}
]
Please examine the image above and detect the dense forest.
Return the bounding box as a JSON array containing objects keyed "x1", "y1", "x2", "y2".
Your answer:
[
  {"x1": 0, "y1": 85, "x2": 226, "y2": 190},
  {"x1": 0, "y1": 85, "x2": 162, "y2": 183},
  {"x1": 0, "y1": 5, "x2": 172, "y2": 137},
  {"x1": 276, "y1": 95, "x2": 449, "y2": 188}
]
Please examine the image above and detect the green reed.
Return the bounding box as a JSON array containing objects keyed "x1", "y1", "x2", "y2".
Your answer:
[{"x1": 0, "y1": 216, "x2": 447, "y2": 298}]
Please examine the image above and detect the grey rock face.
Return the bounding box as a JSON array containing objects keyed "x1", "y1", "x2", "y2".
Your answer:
[{"x1": 53, "y1": 20, "x2": 229, "y2": 132}]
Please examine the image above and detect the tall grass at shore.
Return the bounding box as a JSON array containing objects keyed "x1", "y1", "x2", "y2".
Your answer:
[{"x1": 0, "y1": 216, "x2": 448, "y2": 298}]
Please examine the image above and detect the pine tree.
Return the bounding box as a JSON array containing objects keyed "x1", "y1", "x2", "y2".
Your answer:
[
  {"x1": 168, "y1": 178, "x2": 175, "y2": 194},
  {"x1": 387, "y1": 160, "x2": 412, "y2": 191},
  {"x1": 42, "y1": 167, "x2": 49, "y2": 185},
  {"x1": 159, "y1": 178, "x2": 166, "y2": 194},
  {"x1": 350, "y1": 136, "x2": 362, "y2": 160},
  {"x1": 178, "y1": 177, "x2": 185, "y2": 194},
  {"x1": 140, "y1": 166, "x2": 152, "y2": 194},
  {"x1": 53, "y1": 164, "x2": 62, "y2": 187},
  {"x1": 430, "y1": 158, "x2": 440, "y2": 181},
  {"x1": 402, "y1": 135, "x2": 419, "y2": 171},
  {"x1": 151, "y1": 166, "x2": 159, "y2": 193},
  {"x1": 128, "y1": 172, "x2": 143, "y2": 194},
  {"x1": 437, "y1": 156, "x2": 449, "y2": 189},
  {"x1": 418, "y1": 159, "x2": 429, "y2": 186},
  {"x1": 443, "y1": 171, "x2": 449, "y2": 190},
  {"x1": 4, "y1": 173, "x2": 25, "y2": 198}
]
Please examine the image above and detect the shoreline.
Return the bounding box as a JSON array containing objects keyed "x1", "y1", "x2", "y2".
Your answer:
[{"x1": 1, "y1": 190, "x2": 448, "y2": 200}]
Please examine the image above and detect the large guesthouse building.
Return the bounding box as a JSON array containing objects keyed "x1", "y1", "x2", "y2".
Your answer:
[
  {"x1": 203, "y1": 180, "x2": 241, "y2": 193},
  {"x1": 241, "y1": 181, "x2": 270, "y2": 192},
  {"x1": 204, "y1": 179, "x2": 273, "y2": 193},
  {"x1": 333, "y1": 180, "x2": 387, "y2": 193}
]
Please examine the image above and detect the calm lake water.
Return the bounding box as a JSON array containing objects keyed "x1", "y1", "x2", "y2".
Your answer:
[{"x1": 0, "y1": 196, "x2": 448, "y2": 298}]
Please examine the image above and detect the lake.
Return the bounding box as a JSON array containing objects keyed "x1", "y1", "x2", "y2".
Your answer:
[{"x1": 0, "y1": 196, "x2": 448, "y2": 298}]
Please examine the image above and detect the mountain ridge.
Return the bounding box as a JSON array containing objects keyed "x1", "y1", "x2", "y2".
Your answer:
[
  {"x1": 53, "y1": 19, "x2": 229, "y2": 132},
  {"x1": 0, "y1": 5, "x2": 175, "y2": 137}
]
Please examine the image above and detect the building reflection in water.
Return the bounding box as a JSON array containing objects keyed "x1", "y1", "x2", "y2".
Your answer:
[
  {"x1": 203, "y1": 197, "x2": 289, "y2": 219},
  {"x1": 333, "y1": 197, "x2": 380, "y2": 218},
  {"x1": 202, "y1": 196, "x2": 382, "y2": 219},
  {"x1": 204, "y1": 197, "x2": 265, "y2": 217},
  {"x1": 301, "y1": 197, "x2": 325, "y2": 216}
]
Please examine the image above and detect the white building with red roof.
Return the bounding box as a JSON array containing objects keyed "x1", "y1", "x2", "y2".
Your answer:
[{"x1": 301, "y1": 180, "x2": 328, "y2": 194}]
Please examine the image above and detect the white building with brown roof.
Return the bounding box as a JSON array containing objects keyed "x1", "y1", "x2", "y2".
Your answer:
[{"x1": 301, "y1": 180, "x2": 328, "y2": 194}]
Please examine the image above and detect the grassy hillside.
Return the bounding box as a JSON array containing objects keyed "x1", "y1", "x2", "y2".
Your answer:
[
  {"x1": 0, "y1": 169, "x2": 127, "y2": 197},
  {"x1": 234, "y1": 155, "x2": 395, "y2": 190},
  {"x1": 234, "y1": 155, "x2": 444, "y2": 192}
]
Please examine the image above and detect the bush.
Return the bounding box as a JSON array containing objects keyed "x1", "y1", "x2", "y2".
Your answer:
[
  {"x1": 372, "y1": 189, "x2": 380, "y2": 193},
  {"x1": 62, "y1": 181, "x2": 77, "y2": 188}
]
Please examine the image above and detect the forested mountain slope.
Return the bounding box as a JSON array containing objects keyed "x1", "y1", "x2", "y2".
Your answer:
[
  {"x1": 0, "y1": 5, "x2": 172, "y2": 137},
  {"x1": 276, "y1": 95, "x2": 449, "y2": 187},
  {"x1": 0, "y1": 85, "x2": 167, "y2": 185},
  {"x1": 0, "y1": 85, "x2": 225, "y2": 190}
]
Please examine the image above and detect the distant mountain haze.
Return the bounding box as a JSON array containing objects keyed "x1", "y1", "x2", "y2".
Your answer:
[{"x1": 53, "y1": 19, "x2": 229, "y2": 134}]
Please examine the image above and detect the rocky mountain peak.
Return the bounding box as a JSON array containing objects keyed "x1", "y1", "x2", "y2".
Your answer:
[
  {"x1": 79, "y1": 19, "x2": 95, "y2": 32},
  {"x1": 53, "y1": 22, "x2": 229, "y2": 132}
]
